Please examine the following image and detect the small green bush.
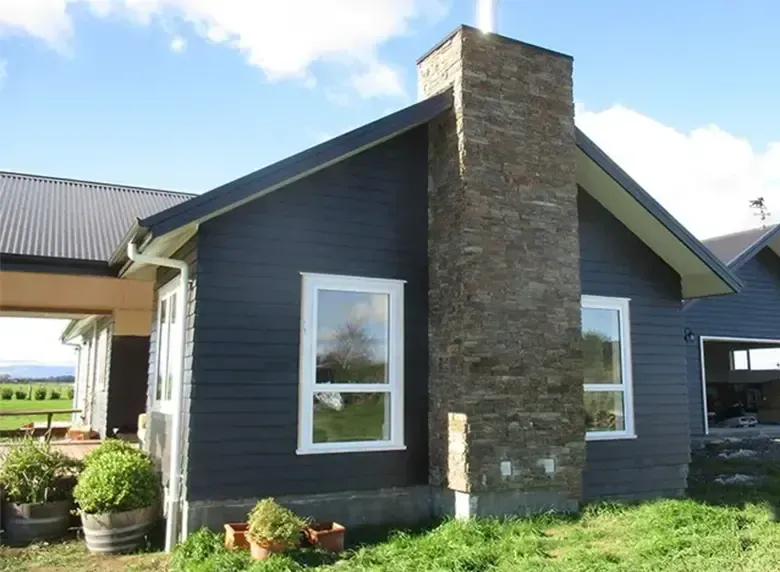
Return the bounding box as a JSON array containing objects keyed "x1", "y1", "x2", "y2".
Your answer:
[
  {"x1": 74, "y1": 450, "x2": 160, "y2": 514},
  {"x1": 49, "y1": 389, "x2": 62, "y2": 400},
  {"x1": 247, "y1": 498, "x2": 308, "y2": 547},
  {"x1": 33, "y1": 386, "x2": 47, "y2": 400},
  {"x1": 67, "y1": 387, "x2": 74, "y2": 400},
  {"x1": 14, "y1": 390, "x2": 26, "y2": 400},
  {"x1": 172, "y1": 529, "x2": 253, "y2": 572},
  {"x1": 0, "y1": 388, "x2": 12, "y2": 400},
  {"x1": 0, "y1": 437, "x2": 81, "y2": 504},
  {"x1": 82, "y1": 439, "x2": 149, "y2": 468}
]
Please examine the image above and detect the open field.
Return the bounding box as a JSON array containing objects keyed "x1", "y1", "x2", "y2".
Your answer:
[{"x1": 0, "y1": 383, "x2": 74, "y2": 430}]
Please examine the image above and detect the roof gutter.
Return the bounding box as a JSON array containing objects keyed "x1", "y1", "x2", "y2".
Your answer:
[{"x1": 127, "y1": 240, "x2": 189, "y2": 553}]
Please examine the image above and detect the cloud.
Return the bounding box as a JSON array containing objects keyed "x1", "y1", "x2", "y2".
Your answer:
[
  {"x1": 0, "y1": 0, "x2": 446, "y2": 98},
  {"x1": 576, "y1": 103, "x2": 780, "y2": 239},
  {"x1": 350, "y1": 61, "x2": 405, "y2": 99},
  {"x1": 0, "y1": 318, "x2": 76, "y2": 366},
  {"x1": 170, "y1": 35, "x2": 186, "y2": 52}
]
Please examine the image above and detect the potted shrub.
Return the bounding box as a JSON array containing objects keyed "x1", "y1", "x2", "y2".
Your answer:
[
  {"x1": 304, "y1": 521, "x2": 346, "y2": 552},
  {"x1": 246, "y1": 498, "x2": 308, "y2": 560},
  {"x1": 0, "y1": 437, "x2": 80, "y2": 545},
  {"x1": 73, "y1": 445, "x2": 161, "y2": 554}
]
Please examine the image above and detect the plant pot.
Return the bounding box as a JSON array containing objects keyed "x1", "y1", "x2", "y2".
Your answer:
[
  {"x1": 80, "y1": 505, "x2": 157, "y2": 554},
  {"x1": 249, "y1": 538, "x2": 293, "y2": 560},
  {"x1": 305, "y1": 521, "x2": 345, "y2": 553},
  {"x1": 224, "y1": 522, "x2": 249, "y2": 550},
  {"x1": 2, "y1": 499, "x2": 71, "y2": 545}
]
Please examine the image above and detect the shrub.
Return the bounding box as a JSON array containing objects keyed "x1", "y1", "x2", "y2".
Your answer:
[
  {"x1": 171, "y1": 529, "x2": 253, "y2": 572},
  {"x1": 74, "y1": 450, "x2": 160, "y2": 514},
  {"x1": 67, "y1": 387, "x2": 74, "y2": 400},
  {"x1": 1, "y1": 388, "x2": 12, "y2": 400},
  {"x1": 33, "y1": 386, "x2": 47, "y2": 400},
  {"x1": 247, "y1": 498, "x2": 308, "y2": 547},
  {"x1": 50, "y1": 389, "x2": 62, "y2": 400},
  {"x1": 0, "y1": 437, "x2": 81, "y2": 504},
  {"x1": 14, "y1": 390, "x2": 26, "y2": 400},
  {"x1": 82, "y1": 439, "x2": 149, "y2": 469}
]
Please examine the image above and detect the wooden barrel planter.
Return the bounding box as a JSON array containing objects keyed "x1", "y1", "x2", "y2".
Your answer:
[
  {"x1": 80, "y1": 505, "x2": 158, "y2": 554},
  {"x1": 2, "y1": 500, "x2": 71, "y2": 545}
]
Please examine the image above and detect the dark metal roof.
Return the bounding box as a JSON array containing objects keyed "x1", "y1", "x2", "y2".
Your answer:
[
  {"x1": 0, "y1": 171, "x2": 194, "y2": 263},
  {"x1": 702, "y1": 225, "x2": 780, "y2": 267},
  {"x1": 137, "y1": 91, "x2": 453, "y2": 239}
]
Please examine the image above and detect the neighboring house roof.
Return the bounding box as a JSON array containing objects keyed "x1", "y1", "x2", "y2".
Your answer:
[
  {"x1": 114, "y1": 91, "x2": 740, "y2": 298},
  {"x1": 702, "y1": 225, "x2": 780, "y2": 269},
  {"x1": 0, "y1": 171, "x2": 194, "y2": 265}
]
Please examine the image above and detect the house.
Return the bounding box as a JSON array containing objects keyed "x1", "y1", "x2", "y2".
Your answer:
[
  {"x1": 101, "y1": 26, "x2": 744, "y2": 547},
  {"x1": 0, "y1": 170, "x2": 193, "y2": 437},
  {"x1": 684, "y1": 225, "x2": 780, "y2": 435},
  {"x1": 0, "y1": 25, "x2": 745, "y2": 551}
]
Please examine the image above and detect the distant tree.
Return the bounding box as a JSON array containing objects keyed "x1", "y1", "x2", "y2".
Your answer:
[{"x1": 750, "y1": 197, "x2": 771, "y2": 227}]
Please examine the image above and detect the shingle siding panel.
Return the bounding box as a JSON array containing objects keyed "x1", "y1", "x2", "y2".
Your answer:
[
  {"x1": 186, "y1": 126, "x2": 429, "y2": 502},
  {"x1": 578, "y1": 189, "x2": 689, "y2": 500},
  {"x1": 684, "y1": 248, "x2": 780, "y2": 436},
  {"x1": 0, "y1": 171, "x2": 193, "y2": 262}
]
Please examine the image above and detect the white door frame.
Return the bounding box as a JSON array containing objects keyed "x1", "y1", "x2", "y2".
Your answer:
[{"x1": 699, "y1": 335, "x2": 780, "y2": 435}]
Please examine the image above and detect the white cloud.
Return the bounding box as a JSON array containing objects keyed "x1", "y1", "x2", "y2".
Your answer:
[
  {"x1": 170, "y1": 34, "x2": 185, "y2": 52},
  {"x1": 0, "y1": 0, "x2": 446, "y2": 97},
  {"x1": 576, "y1": 103, "x2": 780, "y2": 239},
  {"x1": 350, "y1": 61, "x2": 405, "y2": 99},
  {"x1": 0, "y1": 318, "x2": 75, "y2": 366}
]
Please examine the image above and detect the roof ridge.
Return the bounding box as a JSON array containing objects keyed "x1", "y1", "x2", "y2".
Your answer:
[
  {"x1": 702, "y1": 224, "x2": 779, "y2": 243},
  {"x1": 0, "y1": 169, "x2": 197, "y2": 198}
]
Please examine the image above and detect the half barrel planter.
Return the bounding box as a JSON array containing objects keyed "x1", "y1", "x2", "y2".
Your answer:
[
  {"x1": 80, "y1": 505, "x2": 158, "y2": 554},
  {"x1": 2, "y1": 500, "x2": 71, "y2": 545}
]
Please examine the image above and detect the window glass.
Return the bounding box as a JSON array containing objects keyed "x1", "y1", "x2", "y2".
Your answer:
[
  {"x1": 313, "y1": 393, "x2": 390, "y2": 443},
  {"x1": 316, "y1": 290, "x2": 389, "y2": 384},
  {"x1": 581, "y1": 307, "x2": 622, "y2": 384},
  {"x1": 584, "y1": 391, "x2": 625, "y2": 432}
]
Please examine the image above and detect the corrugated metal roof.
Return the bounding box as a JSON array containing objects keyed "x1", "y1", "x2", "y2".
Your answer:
[
  {"x1": 702, "y1": 225, "x2": 779, "y2": 265},
  {"x1": 0, "y1": 171, "x2": 194, "y2": 262}
]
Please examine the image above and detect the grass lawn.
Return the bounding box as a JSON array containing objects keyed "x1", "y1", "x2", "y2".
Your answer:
[
  {"x1": 0, "y1": 384, "x2": 74, "y2": 430},
  {"x1": 2, "y1": 437, "x2": 780, "y2": 571}
]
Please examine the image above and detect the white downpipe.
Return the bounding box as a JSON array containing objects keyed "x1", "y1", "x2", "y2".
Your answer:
[{"x1": 127, "y1": 241, "x2": 189, "y2": 553}]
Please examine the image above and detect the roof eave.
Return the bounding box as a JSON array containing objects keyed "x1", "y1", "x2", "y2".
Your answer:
[{"x1": 575, "y1": 129, "x2": 743, "y2": 298}]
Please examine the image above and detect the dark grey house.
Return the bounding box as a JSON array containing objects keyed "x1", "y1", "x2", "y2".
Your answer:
[
  {"x1": 104, "y1": 25, "x2": 743, "y2": 545},
  {"x1": 684, "y1": 225, "x2": 780, "y2": 435}
]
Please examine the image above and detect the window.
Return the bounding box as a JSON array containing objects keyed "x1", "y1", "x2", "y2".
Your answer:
[
  {"x1": 581, "y1": 295, "x2": 635, "y2": 440},
  {"x1": 731, "y1": 350, "x2": 750, "y2": 370},
  {"x1": 297, "y1": 273, "x2": 405, "y2": 454},
  {"x1": 153, "y1": 279, "x2": 182, "y2": 413}
]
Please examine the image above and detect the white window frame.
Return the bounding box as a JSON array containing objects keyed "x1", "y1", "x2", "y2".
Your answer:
[
  {"x1": 581, "y1": 295, "x2": 636, "y2": 441},
  {"x1": 152, "y1": 278, "x2": 182, "y2": 414},
  {"x1": 297, "y1": 272, "x2": 406, "y2": 455}
]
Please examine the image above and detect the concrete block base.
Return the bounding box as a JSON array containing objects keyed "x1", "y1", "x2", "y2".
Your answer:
[
  {"x1": 434, "y1": 489, "x2": 579, "y2": 519},
  {"x1": 184, "y1": 486, "x2": 580, "y2": 535}
]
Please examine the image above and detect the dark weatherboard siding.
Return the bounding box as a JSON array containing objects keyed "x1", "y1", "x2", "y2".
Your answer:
[
  {"x1": 145, "y1": 238, "x2": 198, "y2": 483},
  {"x1": 684, "y1": 249, "x2": 780, "y2": 436},
  {"x1": 186, "y1": 126, "x2": 429, "y2": 501},
  {"x1": 578, "y1": 190, "x2": 689, "y2": 500}
]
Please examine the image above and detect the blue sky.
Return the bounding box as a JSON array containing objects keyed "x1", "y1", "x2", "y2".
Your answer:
[{"x1": 1, "y1": 0, "x2": 779, "y2": 365}]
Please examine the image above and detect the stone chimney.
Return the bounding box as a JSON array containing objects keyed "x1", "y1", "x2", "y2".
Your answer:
[{"x1": 419, "y1": 25, "x2": 585, "y2": 517}]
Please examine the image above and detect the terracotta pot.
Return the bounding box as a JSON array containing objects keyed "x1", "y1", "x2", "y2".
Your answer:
[
  {"x1": 249, "y1": 538, "x2": 291, "y2": 560},
  {"x1": 305, "y1": 521, "x2": 345, "y2": 553},
  {"x1": 223, "y1": 522, "x2": 249, "y2": 550}
]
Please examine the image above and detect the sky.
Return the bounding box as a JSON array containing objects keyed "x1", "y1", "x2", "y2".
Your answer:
[{"x1": 1, "y1": 0, "x2": 780, "y2": 365}]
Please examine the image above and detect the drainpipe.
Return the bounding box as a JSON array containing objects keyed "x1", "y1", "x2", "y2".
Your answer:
[{"x1": 127, "y1": 241, "x2": 189, "y2": 553}]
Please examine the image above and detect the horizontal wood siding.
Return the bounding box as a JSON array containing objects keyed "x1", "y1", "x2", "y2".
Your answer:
[
  {"x1": 145, "y1": 238, "x2": 198, "y2": 483},
  {"x1": 684, "y1": 249, "x2": 780, "y2": 435},
  {"x1": 188, "y1": 127, "x2": 429, "y2": 501},
  {"x1": 578, "y1": 190, "x2": 688, "y2": 500}
]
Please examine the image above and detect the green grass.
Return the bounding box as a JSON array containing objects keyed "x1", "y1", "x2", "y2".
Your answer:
[
  {"x1": 3, "y1": 440, "x2": 780, "y2": 571},
  {"x1": 0, "y1": 384, "x2": 74, "y2": 430}
]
